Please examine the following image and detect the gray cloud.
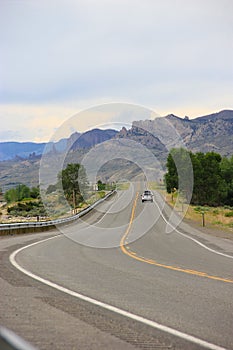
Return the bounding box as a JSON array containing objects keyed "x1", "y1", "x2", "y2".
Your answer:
[
  {"x1": 1, "y1": 0, "x2": 233, "y2": 105},
  {"x1": 0, "y1": 0, "x2": 233, "y2": 142}
]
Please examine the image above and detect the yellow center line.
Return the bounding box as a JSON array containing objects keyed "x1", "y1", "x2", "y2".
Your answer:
[{"x1": 120, "y1": 192, "x2": 233, "y2": 284}]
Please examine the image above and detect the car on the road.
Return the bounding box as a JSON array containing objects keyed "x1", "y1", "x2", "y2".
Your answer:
[{"x1": 141, "y1": 190, "x2": 153, "y2": 202}]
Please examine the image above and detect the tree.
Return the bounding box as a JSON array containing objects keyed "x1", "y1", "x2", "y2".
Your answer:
[
  {"x1": 30, "y1": 186, "x2": 40, "y2": 199},
  {"x1": 220, "y1": 155, "x2": 233, "y2": 206},
  {"x1": 165, "y1": 149, "x2": 230, "y2": 207},
  {"x1": 46, "y1": 184, "x2": 58, "y2": 194},
  {"x1": 164, "y1": 148, "x2": 193, "y2": 201},
  {"x1": 192, "y1": 152, "x2": 227, "y2": 206},
  {"x1": 164, "y1": 151, "x2": 178, "y2": 194},
  {"x1": 58, "y1": 163, "x2": 88, "y2": 208},
  {"x1": 97, "y1": 180, "x2": 106, "y2": 191},
  {"x1": 4, "y1": 184, "x2": 31, "y2": 203}
]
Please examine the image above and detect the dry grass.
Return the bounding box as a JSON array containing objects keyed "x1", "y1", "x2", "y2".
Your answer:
[
  {"x1": 116, "y1": 182, "x2": 130, "y2": 190},
  {"x1": 162, "y1": 191, "x2": 233, "y2": 232},
  {"x1": 148, "y1": 182, "x2": 233, "y2": 232}
]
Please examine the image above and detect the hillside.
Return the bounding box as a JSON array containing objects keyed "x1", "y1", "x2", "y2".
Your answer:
[
  {"x1": 0, "y1": 129, "x2": 117, "y2": 161},
  {"x1": 0, "y1": 142, "x2": 46, "y2": 161},
  {"x1": 0, "y1": 110, "x2": 233, "y2": 191},
  {"x1": 71, "y1": 129, "x2": 118, "y2": 150},
  {"x1": 129, "y1": 109, "x2": 233, "y2": 157},
  {"x1": 167, "y1": 110, "x2": 233, "y2": 155}
]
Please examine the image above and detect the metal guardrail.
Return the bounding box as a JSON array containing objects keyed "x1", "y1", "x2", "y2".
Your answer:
[
  {"x1": 0, "y1": 190, "x2": 115, "y2": 232},
  {"x1": 0, "y1": 326, "x2": 37, "y2": 350}
]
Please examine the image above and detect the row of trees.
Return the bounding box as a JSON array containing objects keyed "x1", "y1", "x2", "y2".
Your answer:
[
  {"x1": 165, "y1": 148, "x2": 233, "y2": 206},
  {"x1": 4, "y1": 184, "x2": 40, "y2": 203}
]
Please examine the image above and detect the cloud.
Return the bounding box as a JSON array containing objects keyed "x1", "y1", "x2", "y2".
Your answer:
[
  {"x1": 1, "y1": 0, "x2": 233, "y2": 102},
  {"x1": 0, "y1": 0, "x2": 233, "y2": 141},
  {"x1": 0, "y1": 104, "x2": 78, "y2": 142}
]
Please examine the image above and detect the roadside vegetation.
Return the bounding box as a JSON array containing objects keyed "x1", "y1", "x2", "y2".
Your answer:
[
  {"x1": 163, "y1": 149, "x2": 233, "y2": 231},
  {"x1": 5, "y1": 184, "x2": 40, "y2": 203},
  {"x1": 163, "y1": 190, "x2": 233, "y2": 231},
  {"x1": 0, "y1": 163, "x2": 116, "y2": 223},
  {"x1": 165, "y1": 148, "x2": 233, "y2": 207},
  {"x1": 0, "y1": 184, "x2": 47, "y2": 222},
  {"x1": 45, "y1": 164, "x2": 116, "y2": 216}
]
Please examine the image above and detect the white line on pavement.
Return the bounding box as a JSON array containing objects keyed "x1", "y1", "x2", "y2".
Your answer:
[
  {"x1": 153, "y1": 192, "x2": 233, "y2": 259},
  {"x1": 10, "y1": 237, "x2": 228, "y2": 350}
]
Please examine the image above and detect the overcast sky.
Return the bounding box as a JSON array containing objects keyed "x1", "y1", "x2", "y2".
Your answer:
[{"x1": 0, "y1": 0, "x2": 233, "y2": 142}]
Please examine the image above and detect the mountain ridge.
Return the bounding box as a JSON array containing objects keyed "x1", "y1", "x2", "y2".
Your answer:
[
  {"x1": 1, "y1": 110, "x2": 233, "y2": 161},
  {"x1": 0, "y1": 109, "x2": 232, "y2": 191},
  {"x1": 0, "y1": 128, "x2": 117, "y2": 161}
]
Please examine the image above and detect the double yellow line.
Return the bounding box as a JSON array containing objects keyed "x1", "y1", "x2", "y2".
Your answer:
[{"x1": 120, "y1": 192, "x2": 233, "y2": 284}]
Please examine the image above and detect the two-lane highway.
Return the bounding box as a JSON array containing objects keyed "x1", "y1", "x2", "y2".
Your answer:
[{"x1": 5, "y1": 182, "x2": 233, "y2": 349}]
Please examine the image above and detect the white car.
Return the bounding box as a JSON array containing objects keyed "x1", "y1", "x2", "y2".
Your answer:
[{"x1": 141, "y1": 190, "x2": 153, "y2": 202}]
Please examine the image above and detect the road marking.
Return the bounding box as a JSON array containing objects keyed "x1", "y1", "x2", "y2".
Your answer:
[
  {"x1": 120, "y1": 193, "x2": 233, "y2": 284},
  {"x1": 153, "y1": 193, "x2": 233, "y2": 260},
  {"x1": 10, "y1": 237, "x2": 228, "y2": 350}
]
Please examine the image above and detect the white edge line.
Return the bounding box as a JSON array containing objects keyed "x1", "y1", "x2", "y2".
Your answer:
[
  {"x1": 9, "y1": 236, "x2": 227, "y2": 350},
  {"x1": 154, "y1": 192, "x2": 233, "y2": 260}
]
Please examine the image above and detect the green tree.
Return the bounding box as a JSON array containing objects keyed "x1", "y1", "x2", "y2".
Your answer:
[
  {"x1": 193, "y1": 152, "x2": 227, "y2": 206},
  {"x1": 164, "y1": 151, "x2": 178, "y2": 194},
  {"x1": 165, "y1": 149, "x2": 229, "y2": 206},
  {"x1": 4, "y1": 184, "x2": 31, "y2": 203},
  {"x1": 30, "y1": 186, "x2": 40, "y2": 199},
  {"x1": 46, "y1": 184, "x2": 58, "y2": 194},
  {"x1": 58, "y1": 163, "x2": 88, "y2": 208},
  {"x1": 220, "y1": 155, "x2": 233, "y2": 206},
  {"x1": 164, "y1": 148, "x2": 193, "y2": 201},
  {"x1": 97, "y1": 180, "x2": 106, "y2": 191}
]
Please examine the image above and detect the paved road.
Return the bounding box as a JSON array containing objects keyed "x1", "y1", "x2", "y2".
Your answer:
[{"x1": 1, "y1": 182, "x2": 233, "y2": 349}]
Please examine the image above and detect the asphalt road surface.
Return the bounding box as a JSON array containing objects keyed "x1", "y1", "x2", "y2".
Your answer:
[{"x1": 1, "y1": 182, "x2": 233, "y2": 350}]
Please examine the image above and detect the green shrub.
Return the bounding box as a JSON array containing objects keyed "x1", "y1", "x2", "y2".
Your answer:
[
  {"x1": 212, "y1": 209, "x2": 219, "y2": 215},
  {"x1": 225, "y1": 211, "x2": 233, "y2": 217},
  {"x1": 7, "y1": 201, "x2": 47, "y2": 217},
  {"x1": 98, "y1": 191, "x2": 105, "y2": 199},
  {"x1": 212, "y1": 220, "x2": 222, "y2": 225}
]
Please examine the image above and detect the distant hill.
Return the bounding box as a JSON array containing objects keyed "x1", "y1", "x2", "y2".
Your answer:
[
  {"x1": 0, "y1": 142, "x2": 46, "y2": 161},
  {"x1": 0, "y1": 129, "x2": 117, "y2": 161},
  {"x1": 0, "y1": 110, "x2": 233, "y2": 190}
]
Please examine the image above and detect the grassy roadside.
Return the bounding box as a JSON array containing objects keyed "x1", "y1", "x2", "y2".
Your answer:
[
  {"x1": 0, "y1": 190, "x2": 112, "y2": 224},
  {"x1": 149, "y1": 182, "x2": 233, "y2": 233}
]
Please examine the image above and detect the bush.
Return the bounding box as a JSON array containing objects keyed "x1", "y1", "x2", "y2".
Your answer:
[
  {"x1": 98, "y1": 191, "x2": 105, "y2": 199},
  {"x1": 7, "y1": 201, "x2": 47, "y2": 217},
  {"x1": 225, "y1": 211, "x2": 233, "y2": 217},
  {"x1": 30, "y1": 187, "x2": 40, "y2": 198},
  {"x1": 46, "y1": 184, "x2": 57, "y2": 194}
]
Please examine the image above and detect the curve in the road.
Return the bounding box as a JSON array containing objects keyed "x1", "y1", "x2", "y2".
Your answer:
[{"x1": 10, "y1": 237, "x2": 227, "y2": 350}]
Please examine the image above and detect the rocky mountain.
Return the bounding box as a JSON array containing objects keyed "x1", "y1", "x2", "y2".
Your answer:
[
  {"x1": 0, "y1": 110, "x2": 233, "y2": 191},
  {"x1": 165, "y1": 110, "x2": 233, "y2": 155},
  {"x1": 122, "y1": 109, "x2": 233, "y2": 157},
  {"x1": 71, "y1": 128, "x2": 118, "y2": 150}
]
